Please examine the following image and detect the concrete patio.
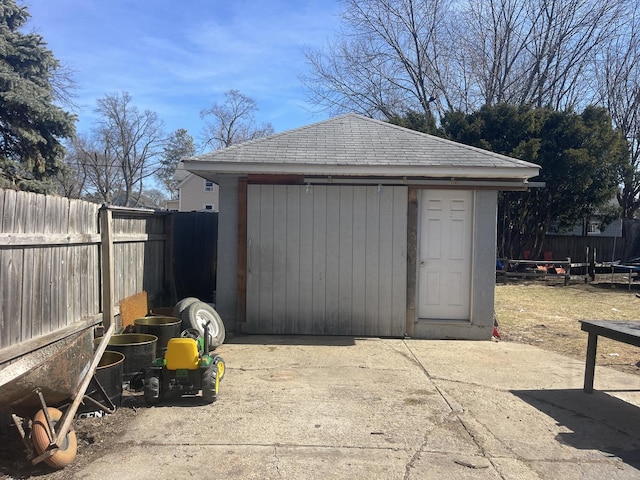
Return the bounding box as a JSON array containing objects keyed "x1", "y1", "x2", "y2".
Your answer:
[{"x1": 46, "y1": 337, "x2": 640, "y2": 479}]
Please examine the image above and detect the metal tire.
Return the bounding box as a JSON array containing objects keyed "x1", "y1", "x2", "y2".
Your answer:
[
  {"x1": 32, "y1": 407, "x2": 78, "y2": 468},
  {"x1": 182, "y1": 302, "x2": 226, "y2": 349}
]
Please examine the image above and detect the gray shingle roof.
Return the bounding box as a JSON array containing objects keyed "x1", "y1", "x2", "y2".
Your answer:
[
  {"x1": 183, "y1": 113, "x2": 539, "y2": 180},
  {"x1": 172, "y1": 162, "x2": 189, "y2": 182}
]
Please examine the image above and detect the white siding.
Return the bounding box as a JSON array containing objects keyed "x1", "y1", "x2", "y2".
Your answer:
[
  {"x1": 246, "y1": 184, "x2": 407, "y2": 336},
  {"x1": 178, "y1": 174, "x2": 219, "y2": 212}
]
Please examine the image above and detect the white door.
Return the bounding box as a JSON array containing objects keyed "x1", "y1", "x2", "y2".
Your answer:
[{"x1": 418, "y1": 190, "x2": 473, "y2": 320}]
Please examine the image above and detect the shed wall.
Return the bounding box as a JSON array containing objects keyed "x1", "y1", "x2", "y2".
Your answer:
[
  {"x1": 215, "y1": 176, "x2": 240, "y2": 332},
  {"x1": 246, "y1": 184, "x2": 408, "y2": 336}
]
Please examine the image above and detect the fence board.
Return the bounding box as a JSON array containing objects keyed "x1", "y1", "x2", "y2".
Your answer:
[
  {"x1": 172, "y1": 212, "x2": 217, "y2": 303},
  {"x1": 0, "y1": 190, "x2": 4, "y2": 229},
  {"x1": 20, "y1": 247, "x2": 34, "y2": 341},
  {"x1": 540, "y1": 235, "x2": 625, "y2": 264},
  {"x1": 0, "y1": 192, "x2": 5, "y2": 347}
]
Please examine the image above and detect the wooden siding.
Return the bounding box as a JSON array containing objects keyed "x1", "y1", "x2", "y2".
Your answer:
[
  {"x1": 0, "y1": 190, "x2": 172, "y2": 361},
  {"x1": 246, "y1": 185, "x2": 407, "y2": 336}
]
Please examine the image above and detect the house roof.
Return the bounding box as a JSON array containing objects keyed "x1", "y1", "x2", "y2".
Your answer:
[
  {"x1": 173, "y1": 162, "x2": 189, "y2": 182},
  {"x1": 183, "y1": 113, "x2": 540, "y2": 186}
]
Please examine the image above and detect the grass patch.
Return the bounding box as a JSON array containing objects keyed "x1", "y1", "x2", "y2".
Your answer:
[{"x1": 495, "y1": 276, "x2": 640, "y2": 376}]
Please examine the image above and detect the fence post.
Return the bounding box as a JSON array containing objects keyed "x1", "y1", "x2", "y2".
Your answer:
[
  {"x1": 164, "y1": 213, "x2": 176, "y2": 306},
  {"x1": 99, "y1": 207, "x2": 115, "y2": 330}
]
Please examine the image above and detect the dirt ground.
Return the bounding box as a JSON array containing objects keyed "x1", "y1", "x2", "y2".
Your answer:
[
  {"x1": 2, "y1": 273, "x2": 640, "y2": 478},
  {"x1": 0, "y1": 394, "x2": 147, "y2": 479}
]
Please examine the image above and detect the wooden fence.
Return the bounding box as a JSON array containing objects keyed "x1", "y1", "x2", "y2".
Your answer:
[
  {"x1": 0, "y1": 189, "x2": 175, "y2": 364},
  {"x1": 542, "y1": 235, "x2": 625, "y2": 264},
  {"x1": 172, "y1": 211, "x2": 218, "y2": 303}
]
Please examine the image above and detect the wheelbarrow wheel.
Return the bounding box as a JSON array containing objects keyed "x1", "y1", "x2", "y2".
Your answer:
[
  {"x1": 201, "y1": 366, "x2": 218, "y2": 403},
  {"x1": 144, "y1": 374, "x2": 161, "y2": 405},
  {"x1": 31, "y1": 407, "x2": 77, "y2": 469}
]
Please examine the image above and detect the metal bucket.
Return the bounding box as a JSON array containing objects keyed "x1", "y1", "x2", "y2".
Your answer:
[
  {"x1": 78, "y1": 350, "x2": 124, "y2": 415},
  {"x1": 133, "y1": 316, "x2": 182, "y2": 358},
  {"x1": 95, "y1": 334, "x2": 157, "y2": 381}
]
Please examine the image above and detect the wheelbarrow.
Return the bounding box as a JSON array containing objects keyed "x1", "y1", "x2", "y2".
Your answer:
[{"x1": 1, "y1": 322, "x2": 116, "y2": 469}]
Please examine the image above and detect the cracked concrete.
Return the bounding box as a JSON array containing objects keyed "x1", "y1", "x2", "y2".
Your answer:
[{"x1": 38, "y1": 337, "x2": 640, "y2": 479}]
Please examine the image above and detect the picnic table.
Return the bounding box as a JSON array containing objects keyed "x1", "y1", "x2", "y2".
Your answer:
[{"x1": 579, "y1": 320, "x2": 640, "y2": 393}]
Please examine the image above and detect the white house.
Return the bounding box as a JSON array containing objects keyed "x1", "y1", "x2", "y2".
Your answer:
[
  {"x1": 183, "y1": 114, "x2": 540, "y2": 340},
  {"x1": 168, "y1": 165, "x2": 219, "y2": 212}
]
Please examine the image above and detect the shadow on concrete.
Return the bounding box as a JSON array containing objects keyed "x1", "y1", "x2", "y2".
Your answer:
[
  {"x1": 225, "y1": 334, "x2": 356, "y2": 347},
  {"x1": 512, "y1": 388, "x2": 640, "y2": 469}
]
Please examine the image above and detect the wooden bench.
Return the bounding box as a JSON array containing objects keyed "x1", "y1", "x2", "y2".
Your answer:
[{"x1": 579, "y1": 320, "x2": 640, "y2": 393}]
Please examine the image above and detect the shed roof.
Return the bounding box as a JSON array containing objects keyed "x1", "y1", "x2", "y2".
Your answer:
[{"x1": 183, "y1": 113, "x2": 540, "y2": 185}]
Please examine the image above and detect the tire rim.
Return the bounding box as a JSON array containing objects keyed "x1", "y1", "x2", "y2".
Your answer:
[
  {"x1": 216, "y1": 359, "x2": 225, "y2": 380},
  {"x1": 196, "y1": 310, "x2": 221, "y2": 338}
]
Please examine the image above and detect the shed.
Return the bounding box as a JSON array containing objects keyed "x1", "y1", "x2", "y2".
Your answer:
[{"x1": 183, "y1": 114, "x2": 540, "y2": 339}]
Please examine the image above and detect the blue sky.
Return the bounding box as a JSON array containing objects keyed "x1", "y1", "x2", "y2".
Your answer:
[{"x1": 24, "y1": 0, "x2": 342, "y2": 151}]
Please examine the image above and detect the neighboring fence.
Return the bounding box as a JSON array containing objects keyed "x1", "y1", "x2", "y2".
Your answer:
[
  {"x1": 0, "y1": 189, "x2": 218, "y2": 364},
  {"x1": 110, "y1": 206, "x2": 171, "y2": 306},
  {"x1": 543, "y1": 235, "x2": 625, "y2": 264},
  {"x1": 172, "y1": 211, "x2": 218, "y2": 303}
]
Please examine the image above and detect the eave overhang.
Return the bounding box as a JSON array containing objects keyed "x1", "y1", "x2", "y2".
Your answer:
[{"x1": 183, "y1": 160, "x2": 539, "y2": 191}]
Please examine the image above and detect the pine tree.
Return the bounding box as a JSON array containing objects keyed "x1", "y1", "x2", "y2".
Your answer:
[
  {"x1": 439, "y1": 104, "x2": 628, "y2": 259},
  {"x1": 158, "y1": 129, "x2": 195, "y2": 199},
  {"x1": 0, "y1": 0, "x2": 75, "y2": 192}
]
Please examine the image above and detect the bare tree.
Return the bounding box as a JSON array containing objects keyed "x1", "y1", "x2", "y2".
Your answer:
[
  {"x1": 523, "y1": 0, "x2": 622, "y2": 109},
  {"x1": 595, "y1": 8, "x2": 640, "y2": 218},
  {"x1": 70, "y1": 133, "x2": 123, "y2": 204},
  {"x1": 84, "y1": 92, "x2": 165, "y2": 206},
  {"x1": 53, "y1": 140, "x2": 88, "y2": 198},
  {"x1": 302, "y1": 0, "x2": 454, "y2": 120},
  {"x1": 200, "y1": 90, "x2": 274, "y2": 150},
  {"x1": 48, "y1": 62, "x2": 79, "y2": 111},
  {"x1": 455, "y1": 0, "x2": 533, "y2": 108},
  {"x1": 305, "y1": 0, "x2": 626, "y2": 117},
  {"x1": 53, "y1": 164, "x2": 84, "y2": 199},
  {"x1": 59, "y1": 93, "x2": 164, "y2": 205}
]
